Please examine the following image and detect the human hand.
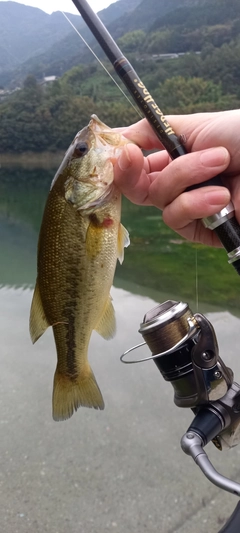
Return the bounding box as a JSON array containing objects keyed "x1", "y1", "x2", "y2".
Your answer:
[{"x1": 114, "y1": 110, "x2": 240, "y2": 247}]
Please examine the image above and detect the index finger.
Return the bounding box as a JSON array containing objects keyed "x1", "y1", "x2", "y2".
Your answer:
[{"x1": 121, "y1": 113, "x2": 221, "y2": 152}]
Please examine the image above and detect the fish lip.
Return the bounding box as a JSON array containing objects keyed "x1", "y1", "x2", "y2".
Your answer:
[
  {"x1": 89, "y1": 114, "x2": 111, "y2": 132},
  {"x1": 89, "y1": 115, "x2": 126, "y2": 148},
  {"x1": 89, "y1": 117, "x2": 111, "y2": 145}
]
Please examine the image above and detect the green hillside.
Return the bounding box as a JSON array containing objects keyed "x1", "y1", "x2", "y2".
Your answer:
[{"x1": 0, "y1": 0, "x2": 240, "y2": 154}]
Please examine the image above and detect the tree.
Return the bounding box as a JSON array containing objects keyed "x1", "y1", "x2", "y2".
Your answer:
[
  {"x1": 117, "y1": 30, "x2": 146, "y2": 53},
  {"x1": 153, "y1": 76, "x2": 229, "y2": 113}
]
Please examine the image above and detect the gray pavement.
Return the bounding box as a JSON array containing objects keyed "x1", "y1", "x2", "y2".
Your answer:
[{"x1": 1, "y1": 286, "x2": 240, "y2": 533}]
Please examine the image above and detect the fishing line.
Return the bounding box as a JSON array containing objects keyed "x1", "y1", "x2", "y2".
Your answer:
[
  {"x1": 62, "y1": 8, "x2": 201, "y2": 311},
  {"x1": 61, "y1": 11, "x2": 142, "y2": 118},
  {"x1": 195, "y1": 248, "x2": 199, "y2": 312}
]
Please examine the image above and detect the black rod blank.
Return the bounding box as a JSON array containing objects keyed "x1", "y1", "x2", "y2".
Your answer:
[{"x1": 71, "y1": 0, "x2": 187, "y2": 158}]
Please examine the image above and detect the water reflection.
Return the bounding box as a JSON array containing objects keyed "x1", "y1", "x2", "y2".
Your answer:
[
  {"x1": 0, "y1": 166, "x2": 52, "y2": 286},
  {"x1": 0, "y1": 163, "x2": 239, "y2": 313}
]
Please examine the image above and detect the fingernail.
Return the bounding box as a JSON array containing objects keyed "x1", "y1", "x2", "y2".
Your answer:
[
  {"x1": 200, "y1": 147, "x2": 229, "y2": 167},
  {"x1": 118, "y1": 145, "x2": 131, "y2": 171},
  {"x1": 204, "y1": 188, "x2": 230, "y2": 206}
]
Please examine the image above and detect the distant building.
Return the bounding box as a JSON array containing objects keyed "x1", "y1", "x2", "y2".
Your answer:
[
  {"x1": 152, "y1": 53, "x2": 179, "y2": 59},
  {"x1": 136, "y1": 51, "x2": 201, "y2": 62},
  {"x1": 40, "y1": 75, "x2": 58, "y2": 86},
  {"x1": 0, "y1": 87, "x2": 21, "y2": 100}
]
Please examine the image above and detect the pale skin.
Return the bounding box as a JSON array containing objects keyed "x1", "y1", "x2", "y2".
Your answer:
[{"x1": 114, "y1": 110, "x2": 240, "y2": 247}]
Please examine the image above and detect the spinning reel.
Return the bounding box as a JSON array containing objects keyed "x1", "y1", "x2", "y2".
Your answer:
[{"x1": 122, "y1": 300, "x2": 240, "y2": 531}]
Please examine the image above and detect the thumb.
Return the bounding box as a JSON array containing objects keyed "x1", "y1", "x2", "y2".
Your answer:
[{"x1": 114, "y1": 143, "x2": 151, "y2": 204}]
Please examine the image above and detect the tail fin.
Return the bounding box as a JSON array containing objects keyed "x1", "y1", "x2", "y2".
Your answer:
[{"x1": 52, "y1": 364, "x2": 104, "y2": 421}]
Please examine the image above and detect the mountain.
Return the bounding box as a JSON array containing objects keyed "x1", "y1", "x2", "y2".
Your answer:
[
  {"x1": 1, "y1": 0, "x2": 240, "y2": 88},
  {"x1": 108, "y1": 0, "x2": 200, "y2": 37},
  {"x1": 99, "y1": 0, "x2": 141, "y2": 26},
  {"x1": 151, "y1": 0, "x2": 240, "y2": 31},
  {"x1": 0, "y1": 0, "x2": 141, "y2": 82},
  {"x1": 0, "y1": 0, "x2": 200, "y2": 87},
  {"x1": 0, "y1": 1, "x2": 82, "y2": 72}
]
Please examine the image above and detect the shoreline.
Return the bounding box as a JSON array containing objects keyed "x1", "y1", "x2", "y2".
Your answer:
[{"x1": 0, "y1": 151, "x2": 64, "y2": 168}]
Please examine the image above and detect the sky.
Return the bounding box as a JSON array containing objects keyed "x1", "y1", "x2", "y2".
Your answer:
[{"x1": 0, "y1": 0, "x2": 117, "y2": 14}]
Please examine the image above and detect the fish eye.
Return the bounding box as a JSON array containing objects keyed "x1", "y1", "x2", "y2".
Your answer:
[{"x1": 74, "y1": 142, "x2": 89, "y2": 158}]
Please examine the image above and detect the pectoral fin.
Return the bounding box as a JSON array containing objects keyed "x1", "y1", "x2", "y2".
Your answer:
[
  {"x1": 95, "y1": 296, "x2": 116, "y2": 339},
  {"x1": 29, "y1": 279, "x2": 50, "y2": 343},
  {"x1": 117, "y1": 223, "x2": 130, "y2": 264}
]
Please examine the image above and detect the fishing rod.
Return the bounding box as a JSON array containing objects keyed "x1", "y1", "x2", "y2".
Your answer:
[{"x1": 71, "y1": 0, "x2": 240, "y2": 275}]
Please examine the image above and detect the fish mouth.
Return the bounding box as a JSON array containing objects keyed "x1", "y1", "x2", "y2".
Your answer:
[
  {"x1": 89, "y1": 114, "x2": 127, "y2": 149},
  {"x1": 89, "y1": 114, "x2": 111, "y2": 133}
]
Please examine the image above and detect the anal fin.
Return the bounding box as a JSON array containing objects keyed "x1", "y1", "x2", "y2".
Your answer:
[{"x1": 95, "y1": 295, "x2": 116, "y2": 340}]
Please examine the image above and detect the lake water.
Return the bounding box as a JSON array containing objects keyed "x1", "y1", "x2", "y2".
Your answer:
[
  {"x1": 1, "y1": 162, "x2": 240, "y2": 533},
  {"x1": 0, "y1": 162, "x2": 239, "y2": 313}
]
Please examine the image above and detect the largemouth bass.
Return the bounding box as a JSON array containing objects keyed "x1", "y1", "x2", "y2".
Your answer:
[{"x1": 30, "y1": 115, "x2": 130, "y2": 421}]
